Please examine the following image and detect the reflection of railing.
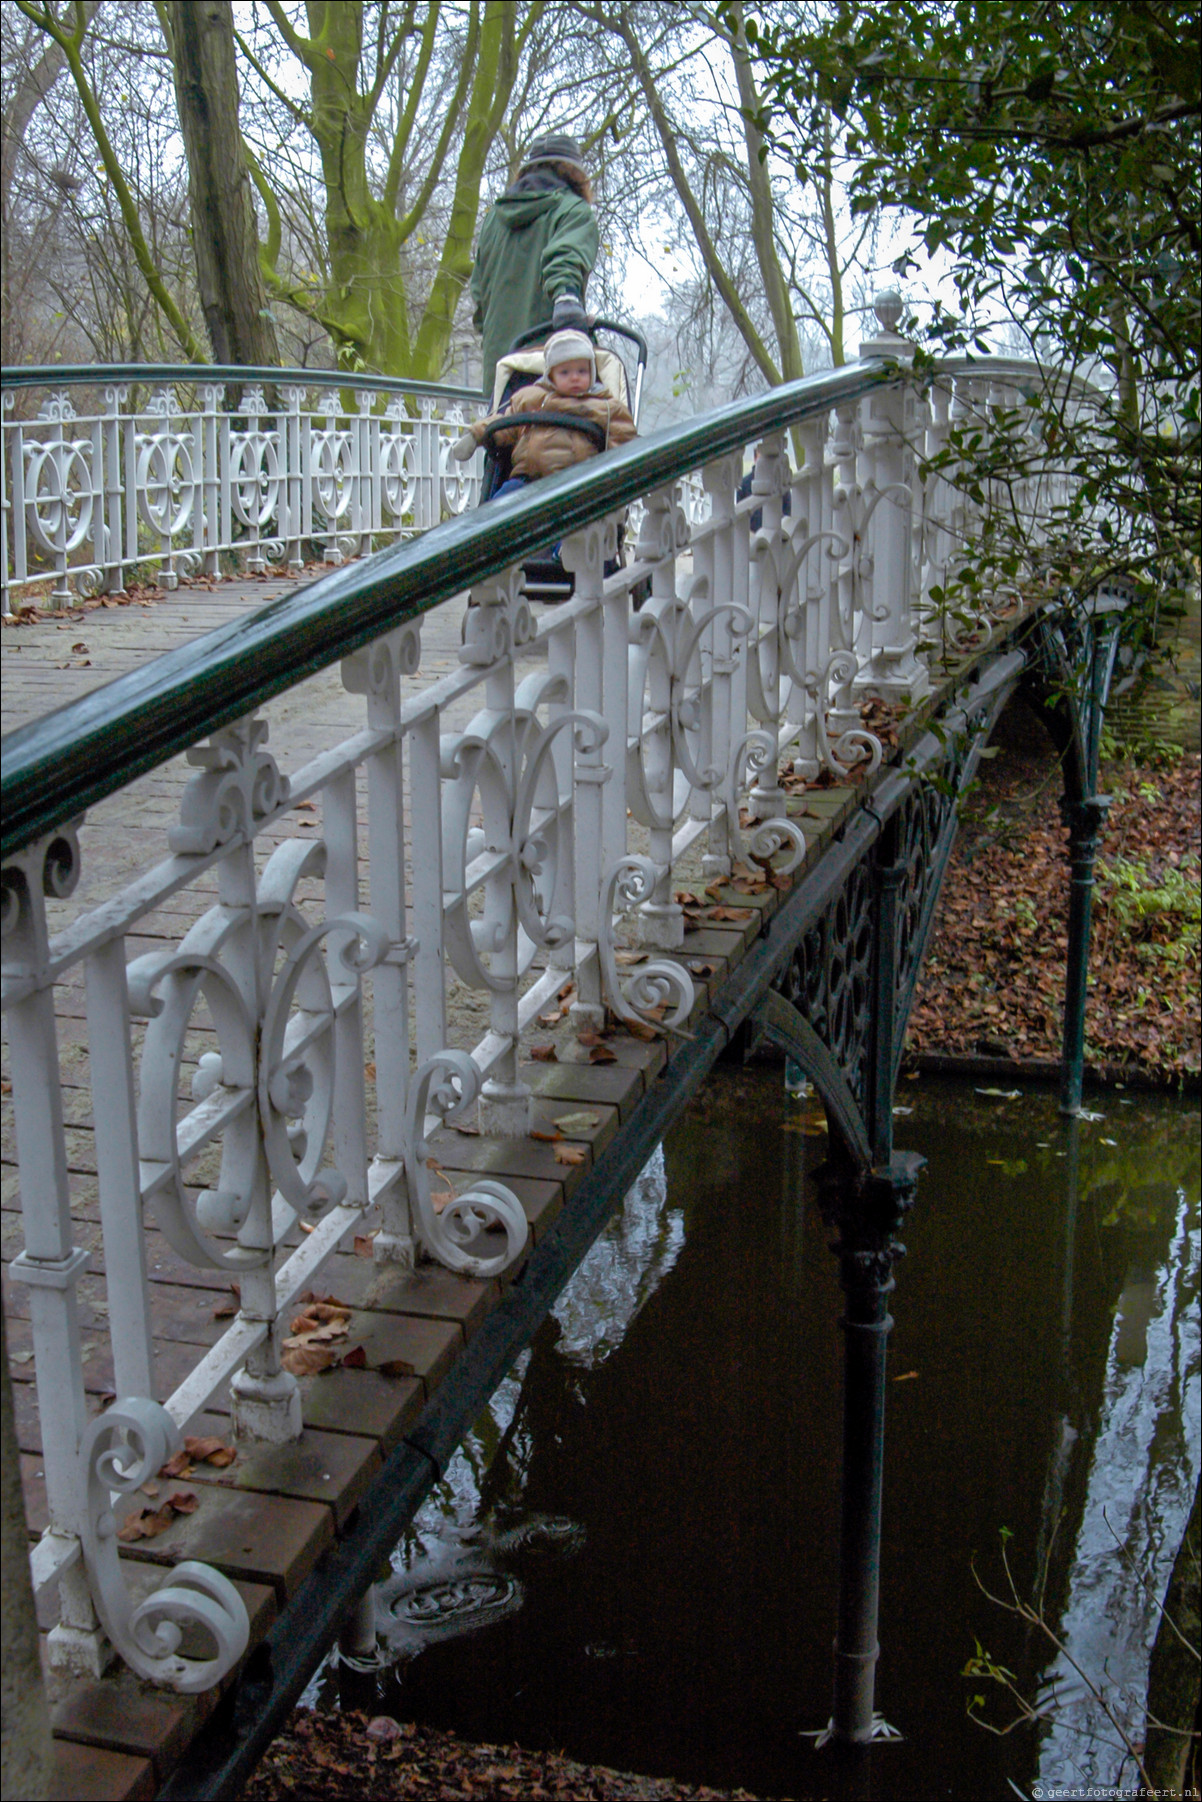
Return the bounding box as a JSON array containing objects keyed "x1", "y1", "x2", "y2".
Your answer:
[
  {"x1": 1, "y1": 306, "x2": 1113, "y2": 1699},
  {"x1": 1, "y1": 364, "x2": 486, "y2": 613}
]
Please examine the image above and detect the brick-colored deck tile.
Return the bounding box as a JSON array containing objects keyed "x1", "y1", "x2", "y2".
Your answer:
[
  {"x1": 50, "y1": 1737, "x2": 156, "y2": 1801},
  {"x1": 117, "y1": 1484, "x2": 333, "y2": 1601},
  {"x1": 51, "y1": 1671, "x2": 212, "y2": 1781},
  {"x1": 798, "y1": 786, "x2": 857, "y2": 830},
  {"x1": 323, "y1": 1252, "x2": 498, "y2": 1337},
  {"x1": 520, "y1": 1055, "x2": 646, "y2": 1119},
  {"x1": 289, "y1": 1366, "x2": 424, "y2": 1451},
  {"x1": 8, "y1": 1367, "x2": 106, "y2": 1456},
  {"x1": 425, "y1": 1119, "x2": 595, "y2": 1199},
  {"x1": 679, "y1": 923, "x2": 751, "y2": 967},
  {"x1": 529, "y1": 1095, "x2": 620, "y2": 1156},
  {"x1": 328, "y1": 1310, "x2": 462, "y2": 1396},
  {"x1": 146, "y1": 1280, "x2": 234, "y2": 1347},
  {"x1": 171, "y1": 1417, "x2": 382, "y2": 1531}
]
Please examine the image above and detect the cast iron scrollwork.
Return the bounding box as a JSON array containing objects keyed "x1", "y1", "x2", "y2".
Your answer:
[
  {"x1": 78, "y1": 1398, "x2": 249, "y2": 1692},
  {"x1": 776, "y1": 855, "x2": 876, "y2": 1109}
]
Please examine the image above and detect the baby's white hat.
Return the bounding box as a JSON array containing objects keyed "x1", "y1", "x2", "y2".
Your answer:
[{"x1": 544, "y1": 329, "x2": 595, "y2": 379}]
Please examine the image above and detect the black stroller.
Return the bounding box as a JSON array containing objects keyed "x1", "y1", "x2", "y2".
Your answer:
[{"x1": 477, "y1": 317, "x2": 648, "y2": 601}]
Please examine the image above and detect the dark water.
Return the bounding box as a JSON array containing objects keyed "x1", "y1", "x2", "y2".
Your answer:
[{"x1": 311, "y1": 1069, "x2": 1200, "y2": 1800}]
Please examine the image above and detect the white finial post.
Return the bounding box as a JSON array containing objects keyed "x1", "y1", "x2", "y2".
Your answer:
[{"x1": 860, "y1": 290, "x2": 910, "y2": 360}]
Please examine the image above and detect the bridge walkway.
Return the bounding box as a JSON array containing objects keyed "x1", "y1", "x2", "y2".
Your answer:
[{"x1": 2, "y1": 569, "x2": 875, "y2": 1801}]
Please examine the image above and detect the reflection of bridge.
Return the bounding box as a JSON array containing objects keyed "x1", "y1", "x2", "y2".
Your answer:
[{"x1": 1, "y1": 306, "x2": 1131, "y2": 1796}]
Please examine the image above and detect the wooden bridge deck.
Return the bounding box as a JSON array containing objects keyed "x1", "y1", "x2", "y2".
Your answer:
[{"x1": 1, "y1": 570, "x2": 873, "y2": 1800}]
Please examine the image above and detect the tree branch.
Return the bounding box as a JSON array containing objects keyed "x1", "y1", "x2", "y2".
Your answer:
[
  {"x1": 232, "y1": 27, "x2": 312, "y2": 126},
  {"x1": 599, "y1": 0, "x2": 781, "y2": 384},
  {"x1": 384, "y1": 0, "x2": 444, "y2": 211},
  {"x1": 368, "y1": 0, "x2": 418, "y2": 115},
  {"x1": 262, "y1": 0, "x2": 315, "y2": 69},
  {"x1": 16, "y1": 0, "x2": 209, "y2": 360}
]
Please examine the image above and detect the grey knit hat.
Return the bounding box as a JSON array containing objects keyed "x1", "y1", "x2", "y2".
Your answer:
[
  {"x1": 543, "y1": 330, "x2": 596, "y2": 378},
  {"x1": 521, "y1": 133, "x2": 588, "y2": 177}
]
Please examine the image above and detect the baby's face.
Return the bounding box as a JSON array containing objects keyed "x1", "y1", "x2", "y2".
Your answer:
[{"x1": 549, "y1": 358, "x2": 592, "y2": 396}]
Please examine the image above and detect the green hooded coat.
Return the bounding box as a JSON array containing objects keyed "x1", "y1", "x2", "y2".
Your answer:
[{"x1": 471, "y1": 186, "x2": 599, "y2": 398}]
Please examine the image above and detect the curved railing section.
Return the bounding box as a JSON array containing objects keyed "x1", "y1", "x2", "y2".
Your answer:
[
  {"x1": 1, "y1": 311, "x2": 1110, "y2": 1694},
  {"x1": 1, "y1": 363, "x2": 488, "y2": 615}
]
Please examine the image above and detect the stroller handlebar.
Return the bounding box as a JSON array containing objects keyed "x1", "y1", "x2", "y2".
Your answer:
[
  {"x1": 480, "y1": 412, "x2": 609, "y2": 453},
  {"x1": 508, "y1": 318, "x2": 649, "y2": 368}
]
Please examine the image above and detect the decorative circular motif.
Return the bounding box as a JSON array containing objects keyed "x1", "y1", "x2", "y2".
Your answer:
[
  {"x1": 24, "y1": 438, "x2": 97, "y2": 555},
  {"x1": 135, "y1": 432, "x2": 196, "y2": 538}
]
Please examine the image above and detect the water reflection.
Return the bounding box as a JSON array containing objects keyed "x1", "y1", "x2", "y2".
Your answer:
[
  {"x1": 374, "y1": 1147, "x2": 677, "y2": 1664},
  {"x1": 308, "y1": 1076, "x2": 1198, "y2": 1801},
  {"x1": 1035, "y1": 1138, "x2": 1199, "y2": 1791},
  {"x1": 550, "y1": 1146, "x2": 682, "y2": 1368}
]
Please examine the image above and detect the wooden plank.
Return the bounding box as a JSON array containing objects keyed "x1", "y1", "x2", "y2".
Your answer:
[
  {"x1": 173, "y1": 1416, "x2": 382, "y2": 1532},
  {"x1": 285, "y1": 1365, "x2": 424, "y2": 1452},
  {"x1": 322, "y1": 1252, "x2": 499, "y2": 1338},
  {"x1": 116, "y1": 1486, "x2": 333, "y2": 1601},
  {"x1": 49, "y1": 1737, "x2": 157, "y2": 1802},
  {"x1": 51, "y1": 1673, "x2": 215, "y2": 1781}
]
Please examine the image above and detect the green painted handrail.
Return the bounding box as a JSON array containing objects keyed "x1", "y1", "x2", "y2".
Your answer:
[
  {"x1": 0, "y1": 362, "x2": 484, "y2": 405},
  {"x1": 0, "y1": 359, "x2": 894, "y2": 862}
]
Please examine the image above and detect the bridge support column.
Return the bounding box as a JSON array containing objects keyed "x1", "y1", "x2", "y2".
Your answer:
[
  {"x1": 1059, "y1": 794, "x2": 1111, "y2": 1114},
  {"x1": 817, "y1": 1150, "x2": 923, "y2": 1745}
]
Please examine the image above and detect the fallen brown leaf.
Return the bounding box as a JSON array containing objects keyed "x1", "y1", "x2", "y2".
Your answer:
[
  {"x1": 298, "y1": 1301, "x2": 351, "y2": 1326},
  {"x1": 588, "y1": 1044, "x2": 618, "y2": 1064},
  {"x1": 554, "y1": 1111, "x2": 600, "y2": 1133},
  {"x1": 341, "y1": 1345, "x2": 368, "y2": 1369},
  {"x1": 184, "y1": 1436, "x2": 236, "y2": 1467},
  {"x1": 281, "y1": 1344, "x2": 340, "y2": 1376},
  {"x1": 530, "y1": 1129, "x2": 563, "y2": 1143},
  {"x1": 529, "y1": 1043, "x2": 558, "y2": 1062},
  {"x1": 377, "y1": 1358, "x2": 415, "y2": 1379},
  {"x1": 553, "y1": 1144, "x2": 587, "y2": 1166}
]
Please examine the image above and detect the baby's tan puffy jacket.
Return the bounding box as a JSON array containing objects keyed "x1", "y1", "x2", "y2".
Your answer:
[{"x1": 471, "y1": 378, "x2": 637, "y2": 479}]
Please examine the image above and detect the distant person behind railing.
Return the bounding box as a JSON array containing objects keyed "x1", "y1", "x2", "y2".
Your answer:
[
  {"x1": 737, "y1": 444, "x2": 793, "y2": 534},
  {"x1": 470, "y1": 133, "x2": 599, "y2": 399}
]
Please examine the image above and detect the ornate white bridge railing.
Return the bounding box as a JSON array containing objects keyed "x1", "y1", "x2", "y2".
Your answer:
[
  {"x1": 1, "y1": 364, "x2": 487, "y2": 614},
  {"x1": 1, "y1": 318, "x2": 1100, "y2": 1695}
]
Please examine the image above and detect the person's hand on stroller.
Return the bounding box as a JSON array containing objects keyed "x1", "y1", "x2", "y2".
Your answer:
[
  {"x1": 551, "y1": 292, "x2": 591, "y2": 333},
  {"x1": 451, "y1": 429, "x2": 478, "y2": 461}
]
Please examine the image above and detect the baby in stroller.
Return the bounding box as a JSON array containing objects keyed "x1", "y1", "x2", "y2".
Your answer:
[{"x1": 451, "y1": 328, "x2": 637, "y2": 495}]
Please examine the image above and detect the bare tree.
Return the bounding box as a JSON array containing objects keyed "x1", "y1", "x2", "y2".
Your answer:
[{"x1": 157, "y1": 0, "x2": 280, "y2": 366}]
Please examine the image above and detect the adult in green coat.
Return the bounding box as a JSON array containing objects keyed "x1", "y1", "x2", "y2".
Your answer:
[{"x1": 471, "y1": 133, "x2": 599, "y2": 399}]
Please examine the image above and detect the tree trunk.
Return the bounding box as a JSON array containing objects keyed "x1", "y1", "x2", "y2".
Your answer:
[{"x1": 165, "y1": 0, "x2": 279, "y2": 367}]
